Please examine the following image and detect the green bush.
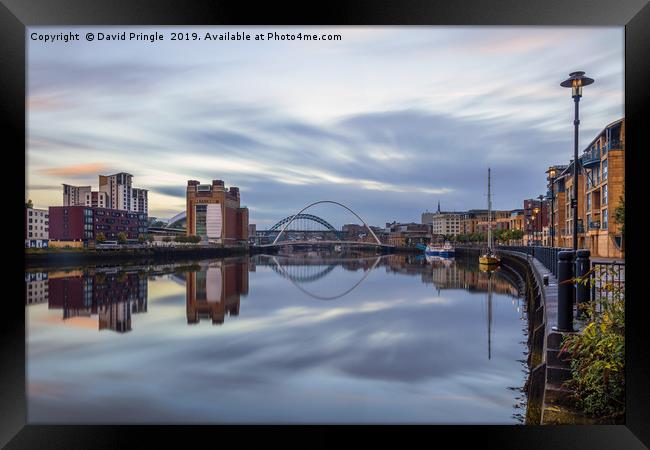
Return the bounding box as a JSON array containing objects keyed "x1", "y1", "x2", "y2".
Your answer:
[
  {"x1": 117, "y1": 232, "x2": 127, "y2": 244},
  {"x1": 173, "y1": 235, "x2": 201, "y2": 244},
  {"x1": 560, "y1": 267, "x2": 625, "y2": 420}
]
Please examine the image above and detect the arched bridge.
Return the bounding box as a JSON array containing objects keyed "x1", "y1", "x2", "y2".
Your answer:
[
  {"x1": 257, "y1": 200, "x2": 389, "y2": 248},
  {"x1": 269, "y1": 213, "x2": 339, "y2": 234}
]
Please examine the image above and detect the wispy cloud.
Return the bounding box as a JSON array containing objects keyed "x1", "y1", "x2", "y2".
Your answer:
[
  {"x1": 26, "y1": 26, "x2": 623, "y2": 225},
  {"x1": 41, "y1": 162, "x2": 110, "y2": 177}
]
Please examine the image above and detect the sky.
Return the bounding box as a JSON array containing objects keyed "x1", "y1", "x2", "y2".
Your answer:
[{"x1": 26, "y1": 26, "x2": 624, "y2": 228}]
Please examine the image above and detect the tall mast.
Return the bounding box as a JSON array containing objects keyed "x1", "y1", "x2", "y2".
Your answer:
[{"x1": 487, "y1": 168, "x2": 492, "y2": 253}]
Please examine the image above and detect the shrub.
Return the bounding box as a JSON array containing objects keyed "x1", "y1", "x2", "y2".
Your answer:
[
  {"x1": 560, "y1": 266, "x2": 625, "y2": 420},
  {"x1": 117, "y1": 232, "x2": 127, "y2": 244},
  {"x1": 96, "y1": 232, "x2": 106, "y2": 243}
]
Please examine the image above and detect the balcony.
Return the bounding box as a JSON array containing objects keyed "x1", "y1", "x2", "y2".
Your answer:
[
  {"x1": 581, "y1": 147, "x2": 601, "y2": 167},
  {"x1": 604, "y1": 139, "x2": 622, "y2": 152},
  {"x1": 588, "y1": 221, "x2": 601, "y2": 230}
]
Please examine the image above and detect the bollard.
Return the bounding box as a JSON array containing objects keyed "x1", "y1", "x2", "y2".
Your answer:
[
  {"x1": 575, "y1": 249, "x2": 591, "y2": 317},
  {"x1": 554, "y1": 250, "x2": 575, "y2": 332}
]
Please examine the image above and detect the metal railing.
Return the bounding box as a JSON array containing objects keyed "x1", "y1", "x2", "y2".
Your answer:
[
  {"x1": 581, "y1": 147, "x2": 601, "y2": 167},
  {"x1": 590, "y1": 261, "x2": 625, "y2": 313},
  {"x1": 497, "y1": 245, "x2": 571, "y2": 277}
]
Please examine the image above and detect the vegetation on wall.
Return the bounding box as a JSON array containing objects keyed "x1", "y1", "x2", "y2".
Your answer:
[{"x1": 560, "y1": 267, "x2": 625, "y2": 421}]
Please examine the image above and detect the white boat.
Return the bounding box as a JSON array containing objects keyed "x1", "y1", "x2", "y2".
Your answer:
[{"x1": 425, "y1": 242, "x2": 455, "y2": 257}]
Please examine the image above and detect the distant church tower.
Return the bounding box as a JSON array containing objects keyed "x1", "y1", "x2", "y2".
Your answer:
[{"x1": 437, "y1": 200, "x2": 441, "y2": 213}]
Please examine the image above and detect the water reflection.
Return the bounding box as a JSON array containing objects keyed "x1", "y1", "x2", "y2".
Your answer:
[
  {"x1": 26, "y1": 254, "x2": 527, "y2": 423},
  {"x1": 186, "y1": 260, "x2": 249, "y2": 325},
  {"x1": 25, "y1": 254, "x2": 520, "y2": 332}
]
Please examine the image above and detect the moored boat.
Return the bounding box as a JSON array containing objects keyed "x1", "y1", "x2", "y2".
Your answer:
[
  {"x1": 425, "y1": 241, "x2": 455, "y2": 257},
  {"x1": 479, "y1": 167, "x2": 501, "y2": 267}
]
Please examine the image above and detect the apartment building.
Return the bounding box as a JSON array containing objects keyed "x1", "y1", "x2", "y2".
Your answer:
[
  {"x1": 62, "y1": 184, "x2": 91, "y2": 206},
  {"x1": 580, "y1": 118, "x2": 625, "y2": 258},
  {"x1": 25, "y1": 205, "x2": 49, "y2": 248}
]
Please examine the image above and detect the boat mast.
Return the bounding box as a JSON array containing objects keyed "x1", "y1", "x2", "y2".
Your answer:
[{"x1": 487, "y1": 168, "x2": 492, "y2": 254}]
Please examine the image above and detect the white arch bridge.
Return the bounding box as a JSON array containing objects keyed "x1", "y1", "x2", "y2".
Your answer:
[{"x1": 257, "y1": 200, "x2": 391, "y2": 249}]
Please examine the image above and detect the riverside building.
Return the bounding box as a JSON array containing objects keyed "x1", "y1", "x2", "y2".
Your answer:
[
  {"x1": 63, "y1": 172, "x2": 148, "y2": 214},
  {"x1": 422, "y1": 202, "x2": 463, "y2": 237},
  {"x1": 186, "y1": 179, "x2": 249, "y2": 245},
  {"x1": 48, "y1": 205, "x2": 148, "y2": 247},
  {"x1": 25, "y1": 205, "x2": 49, "y2": 248}
]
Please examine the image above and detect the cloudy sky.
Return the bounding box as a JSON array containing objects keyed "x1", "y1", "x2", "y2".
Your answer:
[{"x1": 26, "y1": 26, "x2": 623, "y2": 228}]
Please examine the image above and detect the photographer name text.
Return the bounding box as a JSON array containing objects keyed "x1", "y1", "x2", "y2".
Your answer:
[{"x1": 30, "y1": 31, "x2": 343, "y2": 44}]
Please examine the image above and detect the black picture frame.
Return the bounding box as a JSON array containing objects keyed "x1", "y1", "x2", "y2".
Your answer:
[{"x1": 3, "y1": 0, "x2": 648, "y2": 448}]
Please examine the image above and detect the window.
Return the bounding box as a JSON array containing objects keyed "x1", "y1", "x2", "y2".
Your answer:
[
  {"x1": 602, "y1": 184, "x2": 608, "y2": 205},
  {"x1": 602, "y1": 159, "x2": 608, "y2": 181},
  {"x1": 586, "y1": 193, "x2": 591, "y2": 211},
  {"x1": 602, "y1": 209, "x2": 608, "y2": 229}
]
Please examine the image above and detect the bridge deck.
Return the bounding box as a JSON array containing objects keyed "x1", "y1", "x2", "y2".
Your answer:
[{"x1": 258, "y1": 240, "x2": 393, "y2": 248}]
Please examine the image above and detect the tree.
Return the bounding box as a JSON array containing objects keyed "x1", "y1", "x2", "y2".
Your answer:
[
  {"x1": 509, "y1": 229, "x2": 524, "y2": 243},
  {"x1": 138, "y1": 235, "x2": 145, "y2": 243},
  {"x1": 96, "y1": 232, "x2": 106, "y2": 243},
  {"x1": 25, "y1": 199, "x2": 33, "y2": 208},
  {"x1": 117, "y1": 232, "x2": 127, "y2": 244}
]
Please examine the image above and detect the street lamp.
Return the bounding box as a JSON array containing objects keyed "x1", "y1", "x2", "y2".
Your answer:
[
  {"x1": 561, "y1": 71, "x2": 594, "y2": 252},
  {"x1": 546, "y1": 188, "x2": 555, "y2": 247},
  {"x1": 537, "y1": 194, "x2": 545, "y2": 246}
]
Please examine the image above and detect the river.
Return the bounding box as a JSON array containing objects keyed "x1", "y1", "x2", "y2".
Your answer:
[{"x1": 25, "y1": 252, "x2": 528, "y2": 424}]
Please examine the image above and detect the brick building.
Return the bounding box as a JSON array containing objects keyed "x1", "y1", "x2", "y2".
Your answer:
[
  {"x1": 186, "y1": 179, "x2": 249, "y2": 245},
  {"x1": 48, "y1": 205, "x2": 148, "y2": 245}
]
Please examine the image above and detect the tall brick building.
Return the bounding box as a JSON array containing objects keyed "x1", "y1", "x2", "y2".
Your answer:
[{"x1": 186, "y1": 179, "x2": 249, "y2": 245}]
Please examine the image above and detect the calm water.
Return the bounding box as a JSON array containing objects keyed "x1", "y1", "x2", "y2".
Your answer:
[{"x1": 26, "y1": 253, "x2": 528, "y2": 424}]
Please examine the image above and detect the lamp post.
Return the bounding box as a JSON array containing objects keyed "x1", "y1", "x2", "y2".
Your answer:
[
  {"x1": 547, "y1": 188, "x2": 555, "y2": 247},
  {"x1": 561, "y1": 71, "x2": 594, "y2": 252},
  {"x1": 546, "y1": 167, "x2": 558, "y2": 247},
  {"x1": 537, "y1": 194, "x2": 545, "y2": 246},
  {"x1": 532, "y1": 208, "x2": 539, "y2": 246}
]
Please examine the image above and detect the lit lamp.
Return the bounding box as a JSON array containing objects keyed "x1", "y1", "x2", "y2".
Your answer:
[{"x1": 561, "y1": 71, "x2": 594, "y2": 252}]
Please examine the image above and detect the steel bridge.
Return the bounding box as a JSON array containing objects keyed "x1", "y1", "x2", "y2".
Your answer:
[{"x1": 257, "y1": 200, "x2": 390, "y2": 248}]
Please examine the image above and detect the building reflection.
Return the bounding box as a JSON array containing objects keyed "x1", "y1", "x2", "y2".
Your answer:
[
  {"x1": 25, "y1": 272, "x2": 49, "y2": 305},
  {"x1": 382, "y1": 254, "x2": 519, "y2": 297},
  {"x1": 186, "y1": 259, "x2": 249, "y2": 325},
  {"x1": 45, "y1": 270, "x2": 148, "y2": 333}
]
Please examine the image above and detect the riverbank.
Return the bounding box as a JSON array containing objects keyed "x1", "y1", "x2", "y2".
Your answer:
[
  {"x1": 25, "y1": 244, "x2": 414, "y2": 270},
  {"x1": 25, "y1": 245, "x2": 276, "y2": 270}
]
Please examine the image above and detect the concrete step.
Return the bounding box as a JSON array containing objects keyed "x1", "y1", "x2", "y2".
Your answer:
[
  {"x1": 547, "y1": 330, "x2": 579, "y2": 350},
  {"x1": 547, "y1": 331, "x2": 564, "y2": 349},
  {"x1": 544, "y1": 381, "x2": 574, "y2": 407},
  {"x1": 541, "y1": 405, "x2": 599, "y2": 425},
  {"x1": 546, "y1": 348, "x2": 572, "y2": 368},
  {"x1": 546, "y1": 364, "x2": 573, "y2": 384}
]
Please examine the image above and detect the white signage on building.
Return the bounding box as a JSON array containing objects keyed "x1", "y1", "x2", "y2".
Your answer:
[{"x1": 206, "y1": 203, "x2": 223, "y2": 238}]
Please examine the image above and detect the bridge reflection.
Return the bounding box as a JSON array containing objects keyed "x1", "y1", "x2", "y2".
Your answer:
[{"x1": 25, "y1": 253, "x2": 520, "y2": 334}]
